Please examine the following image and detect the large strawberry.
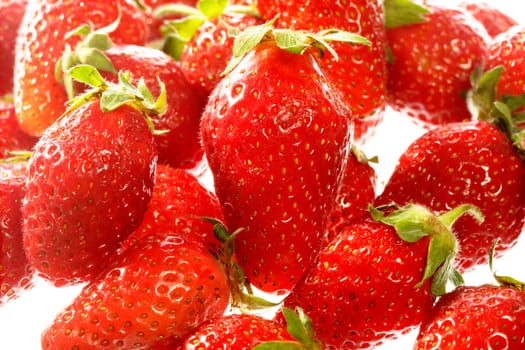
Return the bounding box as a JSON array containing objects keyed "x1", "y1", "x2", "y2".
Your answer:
[
  {"x1": 0, "y1": 0, "x2": 27, "y2": 97},
  {"x1": 200, "y1": 23, "x2": 365, "y2": 294},
  {"x1": 277, "y1": 204, "x2": 481, "y2": 349},
  {"x1": 22, "y1": 66, "x2": 162, "y2": 286},
  {"x1": 375, "y1": 120, "x2": 525, "y2": 272},
  {"x1": 14, "y1": 0, "x2": 148, "y2": 137},
  {"x1": 385, "y1": 0, "x2": 489, "y2": 126},
  {"x1": 0, "y1": 161, "x2": 34, "y2": 305},
  {"x1": 254, "y1": 0, "x2": 387, "y2": 144},
  {"x1": 41, "y1": 232, "x2": 230, "y2": 349}
]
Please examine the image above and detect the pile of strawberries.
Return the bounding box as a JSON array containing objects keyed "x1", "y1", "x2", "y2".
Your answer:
[{"x1": 1, "y1": 0, "x2": 524, "y2": 349}]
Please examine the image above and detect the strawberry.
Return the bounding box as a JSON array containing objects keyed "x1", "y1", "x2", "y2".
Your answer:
[
  {"x1": 121, "y1": 163, "x2": 225, "y2": 255},
  {"x1": 385, "y1": 0, "x2": 489, "y2": 126},
  {"x1": 200, "y1": 23, "x2": 364, "y2": 294},
  {"x1": 22, "y1": 66, "x2": 162, "y2": 286},
  {"x1": 277, "y1": 204, "x2": 481, "y2": 349},
  {"x1": 0, "y1": 0, "x2": 27, "y2": 97},
  {"x1": 375, "y1": 120, "x2": 525, "y2": 273},
  {"x1": 459, "y1": 0, "x2": 518, "y2": 38},
  {"x1": 324, "y1": 146, "x2": 377, "y2": 246},
  {"x1": 0, "y1": 101, "x2": 38, "y2": 159},
  {"x1": 0, "y1": 161, "x2": 34, "y2": 305},
  {"x1": 41, "y1": 232, "x2": 230, "y2": 349},
  {"x1": 254, "y1": 0, "x2": 387, "y2": 144},
  {"x1": 14, "y1": 0, "x2": 148, "y2": 137}
]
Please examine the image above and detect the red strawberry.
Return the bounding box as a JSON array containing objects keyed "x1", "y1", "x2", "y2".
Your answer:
[
  {"x1": 0, "y1": 0, "x2": 28, "y2": 97},
  {"x1": 414, "y1": 283, "x2": 525, "y2": 349},
  {"x1": 0, "y1": 161, "x2": 34, "y2": 305},
  {"x1": 22, "y1": 67, "x2": 161, "y2": 286},
  {"x1": 278, "y1": 204, "x2": 480, "y2": 349},
  {"x1": 324, "y1": 147, "x2": 377, "y2": 246},
  {"x1": 254, "y1": 0, "x2": 387, "y2": 144},
  {"x1": 200, "y1": 24, "x2": 360, "y2": 294},
  {"x1": 122, "y1": 163, "x2": 225, "y2": 254},
  {"x1": 14, "y1": 0, "x2": 148, "y2": 137},
  {"x1": 459, "y1": 0, "x2": 518, "y2": 38},
  {"x1": 385, "y1": 0, "x2": 489, "y2": 126},
  {"x1": 375, "y1": 120, "x2": 525, "y2": 272},
  {"x1": 0, "y1": 101, "x2": 38, "y2": 159},
  {"x1": 41, "y1": 232, "x2": 230, "y2": 349}
]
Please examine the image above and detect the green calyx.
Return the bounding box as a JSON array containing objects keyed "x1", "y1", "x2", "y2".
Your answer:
[
  {"x1": 201, "y1": 217, "x2": 279, "y2": 311},
  {"x1": 488, "y1": 240, "x2": 525, "y2": 291},
  {"x1": 65, "y1": 65, "x2": 167, "y2": 132},
  {"x1": 383, "y1": 0, "x2": 430, "y2": 29},
  {"x1": 156, "y1": 0, "x2": 260, "y2": 60},
  {"x1": 370, "y1": 203, "x2": 484, "y2": 296},
  {"x1": 223, "y1": 19, "x2": 371, "y2": 75},
  {"x1": 470, "y1": 66, "x2": 525, "y2": 160},
  {"x1": 55, "y1": 13, "x2": 121, "y2": 99},
  {"x1": 253, "y1": 307, "x2": 324, "y2": 350}
]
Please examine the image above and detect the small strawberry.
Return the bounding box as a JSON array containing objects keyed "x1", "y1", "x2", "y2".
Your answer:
[
  {"x1": 459, "y1": 0, "x2": 518, "y2": 38},
  {"x1": 385, "y1": 0, "x2": 489, "y2": 126},
  {"x1": 414, "y1": 248, "x2": 525, "y2": 350},
  {"x1": 41, "y1": 232, "x2": 230, "y2": 349},
  {"x1": 0, "y1": 161, "x2": 34, "y2": 305},
  {"x1": 0, "y1": 101, "x2": 38, "y2": 159},
  {"x1": 200, "y1": 22, "x2": 366, "y2": 294},
  {"x1": 278, "y1": 204, "x2": 482, "y2": 349},
  {"x1": 14, "y1": 0, "x2": 148, "y2": 137},
  {"x1": 375, "y1": 120, "x2": 525, "y2": 272},
  {"x1": 22, "y1": 66, "x2": 162, "y2": 286},
  {"x1": 0, "y1": 0, "x2": 28, "y2": 97},
  {"x1": 254, "y1": 0, "x2": 387, "y2": 144},
  {"x1": 324, "y1": 146, "x2": 377, "y2": 246}
]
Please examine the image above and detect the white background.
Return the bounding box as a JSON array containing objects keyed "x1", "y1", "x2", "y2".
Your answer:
[{"x1": 1, "y1": 0, "x2": 524, "y2": 348}]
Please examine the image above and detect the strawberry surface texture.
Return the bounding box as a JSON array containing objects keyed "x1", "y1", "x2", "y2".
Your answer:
[{"x1": 0, "y1": 0, "x2": 524, "y2": 349}]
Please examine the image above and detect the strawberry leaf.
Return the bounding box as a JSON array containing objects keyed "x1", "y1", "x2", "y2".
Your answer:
[
  {"x1": 384, "y1": 0, "x2": 430, "y2": 29},
  {"x1": 197, "y1": 0, "x2": 228, "y2": 19},
  {"x1": 68, "y1": 64, "x2": 106, "y2": 88}
]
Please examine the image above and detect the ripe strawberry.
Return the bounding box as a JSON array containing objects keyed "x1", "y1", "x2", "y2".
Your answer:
[
  {"x1": 41, "y1": 232, "x2": 230, "y2": 349},
  {"x1": 385, "y1": 1, "x2": 489, "y2": 126},
  {"x1": 22, "y1": 67, "x2": 161, "y2": 286},
  {"x1": 324, "y1": 147, "x2": 377, "y2": 245},
  {"x1": 375, "y1": 120, "x2": 525, "y2": 272},
  {"x1": 278, "y1": 204, "x2": 479, "y2": 349},
  {"x1": 14, "y1": 0, "x2": 148, "y2": 137},
  {"x1": 200, "y1": 24, "x2": 361, "y2": 294},
  {"x1": 0, "y1": 101, "x2": 38, "y2": 159},
  {"x1": 254, "y1": 0, "x2": 386, "y2": 144},
  {"x1": 414, "y1": 283, "x2": 525, "y2": 349},
  {"x1": 0, "y1": 0, "x2": 27, "y2": 97},
  {"x1": 459, "y1": 0, "x2": 518, "y2": 38},
  {"x1": 121, "y1": 163, "x2": 225, "y2": 254},
  {"x1": 0, "y1": 161, "x2": 34, "y2": 305}
]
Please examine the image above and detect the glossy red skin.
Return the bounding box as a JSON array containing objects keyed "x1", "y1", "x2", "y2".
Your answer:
[
  {"x1": 279, "y1": 217, "x2": 435, "y2": 349},
  {"x1": 414, "y1": 284, "x2": 525, "y2": 349},
  {"x1": 201, "y1": 43, "x2": 352, "y2": 294},
  {"x1": 324, "y1": 150, "x2": 377, "y2": 246},
  {"x1": 375, "y1": 120, "x2": 525, "y2": 272},
  {"x1": 22, "y1": 100, "x2": 157, "y2": 286},
  {"x1": 14, "y1": 0, "x2": 148, "y2": 137},
  {"x1": 254, "y1": 0, "x2": 387, "y2": 144},
  {"x1": 0, "y1": 101, "x2": 38, "y2": 159},
  {"x1": 485, "y1": 25, "x2": 525, "y2": 110},
  {"x1": 41, "y1": 233, "x2": 230, "y2": 349},
  {"x1": 101, "y1": 44, "x2": 206, "y2": 169},
  {"x1": 386, "y1": 4, "x2": 489, "y2": 126},
  {"x1": 121, "y1": 163, "x2": 225, "y2": 255},
  {"x1": 0, "y1": 0, "x2": 28, "y2": 96},
  {"x1": 179, "y1": 313, "x2": 293, "y2": 349},
  {"x1": 459, "y1": 0, "x2": 518, "y2": 38},
  {"x1": 0, "y1": 161, "x2": 34, "y2": 305},
  {"x1": 179, "y1": 12, "x2": 263, "y2": 102}
]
